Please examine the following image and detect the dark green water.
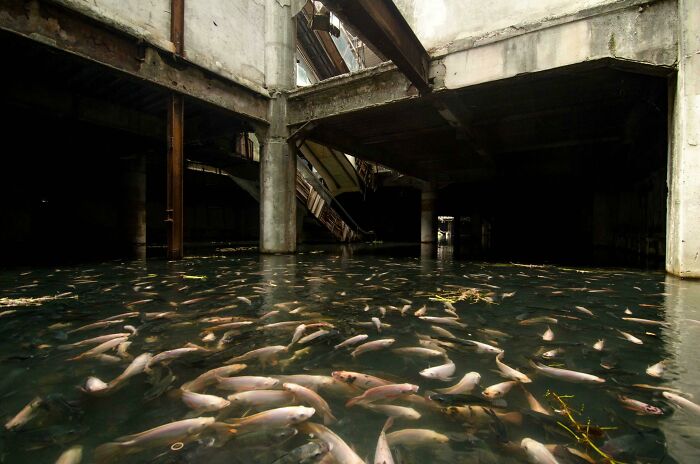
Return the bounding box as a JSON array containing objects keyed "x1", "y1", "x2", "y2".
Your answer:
[{"x1": 1, "y1": 244, "x2": 699, "y2": 463}]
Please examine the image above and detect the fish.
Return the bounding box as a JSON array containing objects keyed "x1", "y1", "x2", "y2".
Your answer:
[
  {"x1": 618, "y1": 395, "x2": 663, "y2": 415},
  {"x1": 334, "y1": 334, "x2": 369, "y2": 350},
  {"x1": 346, "y1": 384, "x2": 419, "y2": 407},
  {"x1": 529, "y1": 361, "x2": 605, "y2": 383},
  {"x1": 362, "y1": 404, "x2": 421, "y2": 420},
  {"x1": 181, "y1": 390, "x2": 230, "y2": 412},
  {"x1": 237, "y1": 296, "x2": 252, "y2": 304},
  {"x1": 260, "y1": 310, "x2": 280, "y2": 320},
  {"x1": 622, "y1": 317, "x2": 668, "y2": 326},
  {"x1": 372, "y1": 317, "x2": 382, "y2": 333},
  {"x1": 94, "y1": 417, "x2": 216, "y2": 461},
  {"x1": 226, "y1": 345, "x2": 288, "y2": 364},
  {"x1": 297, "y1": 422, "x2": 365, "y2": 464},
  {"x1": 646, "y1": 360, "x2": 665, "y2": 378},
  {"x1": 351, "y1": 339, "x2": 395, "y2": 357},
  {"x1": 272, "y1": 440, "x2": 330, "y2": 464},
  {"x1": 148, "y1": 344, "x2": 208, "y2": 368},
  {"x1": 290, "y1": 324, "x2": 306, "y2": 345},
  {"x1": 283, "y1": 383, "x2": 336, "y2": 425},
  {"x1": 225, "y1": 390, "x2": 295, "y2": 413},
  {"x1": 434, "y1": 372, "x2": 480, "y2": 394},
  {"x1": 70, "y1": 337, "x2": 129, "y2": 361},
  {"x1": 430, "y1": 326, "x2": 456, "y2": 338},
  {"x1": 68, "y1": 320, "x2": 125, "y2": 334},
  {"x1": 541, "y1": 326, "x2": 554, "y2": 341},
  {"x1": 231, "y1": 427, "x2": 299, "y2": 450},
  {"x1": 259, "y1": 321, "x2": 304, "y2": 330},
  {"x1": 226, "y1": 406, "x2": 315, "y2": 431},
  {"x1": 83, "y1": 352, "x2": 153, "y2": 396},
  {"x1": 4, "y1": 396, "x2": 44, "y2": 430},
  {"x1": 574, "y1": 306, "x2": 594, "y2": 316},
  {"x1": 298, "y1": 329, "x2": 329, "y2": 344},
  {"x1": 482, "y1": 381, "x2": 518, "y2": 399},
  {"x1": 519, "y1": 316, "x2": 558, "y2": 326},
  {"x1": 375, "y1": 418, "x2": 395, "y2": 464},
  {"x1": 419, "y1": 316, "x2": 467, "y2": 329},
  {"x1": 385, "y1": 429, "x2": 449, "y2": 447},
  {"x1": 519, "y1": 384, "x2": 550, "y2": 415},
  {"x1": 391, "y1": 347, "x2": 446, "y2": 358},
  {"x1": 593, "y1": 339, "x2": 605, "y2": 351},
  {"x1": 58, "y1": 333, "x2": 131, "y2": 350},
  {"x1": 332, "y1": 371, "x2": 392, "y2": 389},
  {"x1": 496, "y1": 352, "x2": 532, "y2": 383},
  {"x1": 419, "y1": 361, "x2": 455, "y2": 381},
  {"x1": 463, "y1": 340, "x2": 503, "y2": 354},
  {"x1": 181, "y1": 364, "x2": 247, "y2": 392},
  {"x1": 55, "y1": 445, "x2": 83, "y2": 464},
  {"x1": 541, "y1": 348, "x2": 562, "y2": 359},
  {"x1": 662, "y1": 392, "x2": 700, "y2": 415},
  {"x1": 617, "y1": 329, "x2": 643, "y2": 345},
  {"x1": 216, "y1": 376, "x2": 279, "y2": 392},
  {"x1": 521, "y1": 438, "x2": 559, "y2": 464},
  {"x1": 624, "y1": 308, "x2": 633, "y2": 315},
  {"x1": 414, "y1": 305, "x2": 427, "y2": 317}
]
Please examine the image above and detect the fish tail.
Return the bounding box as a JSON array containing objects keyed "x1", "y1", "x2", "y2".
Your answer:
[
  {"x1": 382, "y1": 417, "x2": 394, "y2": 433},
  {"x1": 323, "y1": 413, "x2": 338, "y2": 425},
  {"x1": 93, "y1": 442, "x2": 123, "y2": 463}
]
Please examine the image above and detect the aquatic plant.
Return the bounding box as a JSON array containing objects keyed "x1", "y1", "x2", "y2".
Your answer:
[{"x1": 431, "y1": 287, "x2": 494, "y2": 304}]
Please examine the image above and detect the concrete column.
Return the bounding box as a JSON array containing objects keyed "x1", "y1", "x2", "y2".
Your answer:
[
  {"x1": 667, "y1": 0, "x2": 700, "y2": 277},
  {"x1": 260, "y1": 0, "x2": 296, "y2": 253},
  {"x1": 420, "y1": 182, "x2": 437, "y2": 243},
  {"x1": 123, "y1": 154, "x2": 146, "y2": 260}
]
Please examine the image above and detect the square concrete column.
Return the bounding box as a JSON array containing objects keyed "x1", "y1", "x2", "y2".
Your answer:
[
  {"x1": 260, "y1": 0, "x2": 297, "y2": 253},
  {"x1": 123, "y1": 153, "x2": 146, "y2": 260},
  {"x1": 420, "y1": 181, "x2": 437, "y2": 243},
  {"x1": 667, "y1": 0, "x2": 700, "y2": 277}
]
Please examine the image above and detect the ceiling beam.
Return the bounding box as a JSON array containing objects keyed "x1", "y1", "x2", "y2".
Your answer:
[{"x1": 321, "y1": 0, "x2": 431, "y2": 94}]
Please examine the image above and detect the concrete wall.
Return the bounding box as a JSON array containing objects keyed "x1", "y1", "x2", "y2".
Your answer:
[
  {"x1": 55, "y1": 0, "x2": 266, "y2": 91},
  {"x1": 393, "y1": 0, "x2": 628, "y2": 52}
]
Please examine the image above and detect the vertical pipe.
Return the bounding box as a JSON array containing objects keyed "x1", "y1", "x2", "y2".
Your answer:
[
  {"x1": 420, "y1": 181, "x2": 437, "y2": 243},
  {"x1": 166, "y1": 94, "x2": 184, "y2": 260},
  {"x1": 166, "y1": 0, "x2": 185, "y2": 259}
]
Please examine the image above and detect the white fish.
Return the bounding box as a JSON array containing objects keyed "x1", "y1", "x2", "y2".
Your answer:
[
  {"x1": 237, "y1": 296, "x2": 252, "y2": 304},
  {"x1": 181, "y1": 364, "x2": 247, "y2": 392},
  {"x1": 541, "y1": 348, "x2": 562, "y2": 359},
  {"x1": 496, "y1": 352, "x2": 532, "y2": 383},
  {"x1": 466, "y1": 340, "x2": 503, "y2": 354},
  {"x1": 351, "y1": 339, "x2": 395, "y2": 357},
  {"x1": 414, "y1": 305, "x2": 427, "y2": 317},
  {"x1": 434, "y1": 372, "x2": 480, "y2": 394},
  {"x1": 225, "y1": 406, "x2": 315, "y2": 430},
  {"x1": 374, "y1": 418, "x2": 395, "y2": 464},
  {"x1": 430, "y1": 325, "x2": 456, "y2": 338},
  {"x1": 646, "y1": 361, "x2": 665, "y2": 378},
  {"x1": 298, "y1": 329, "x2": 329, "y2": 344},
  {"x1": 662, "y1": 392, "x2": 700, "y2": 415},
  {"x1": 541, "y1": 326, "x2": 554, "y2": 341},
  {"x1": 70, "y1": 337, "x2": 129, "y2": 361},
  {"x1": 283, "y1": 383, "x2": 336, "y2": 425},
  {"x1": 519, "y1": 384, "x2": 550, "y2": 415},
  {"x1": 298, "y1": 422, "x2": 365, "y2": 464},
  {"x1": 617, "y1": 329, "x2": 643, "y2": 345},
  {"x1": 216, "y1": 376, "x2": 279, "y2": 392},
  {"x1": 482, "y1": 381, "x2": 518, "y2": 399},
  {"x1": 419, "y1": 316, "x2": 467, "y2": 329},
  {"x1": 530, "y1": 361, "x2": 605, "y2": 383},
  {"x1": 148, "y1": 346, "x2": 204, "y2": 368},
  {"x1": 593, "y1": 339, "x2": 605, "y2": 351},
  {"x1": 334, "y1": 334, "x2": 369, "y2": 350},
  {"x1": 624, "y1": 308, "x2": 633, "y2": 315},
  {"x1": 363, "y1": 404, "x2": 421, "y2": 420},
  {"x1": 372, "y1": 317, "x2": 382, "y2": 333},
  {"x1": 58, "y1": 333, "x2": 131, "y2": 350},
  {"x1": 55, "y1": 445, "x2": 83, "y2": 464},
  {"x1": 181, "y1": 390, "x2": 230, "y2": 412},
  {"x1": 574, "y1": 305, "x2": 594, "y2": 316},
  {"x1": 226, "y1": 390, "x2": 294, "y2": 410},
  {"x1": 420, "y1": 361, "x2": 455, "y2": 381},
  {"x1": 290, "y1": 324, "x2": 306, "y2": 345},
  {"x1": 385, "y1": 429, "x2": 449, "y2": 447},
  {"x1": 346, "y1": 384, "x2": 419, "y2": 407},
  {"x1": 521, "y1": 437, "x2": 559, "y2": 464},
  {"x1": 392, "y1": 347, "x2": 445, "y2": 358},
  {"x1": 5, "y1": 397, "x2": 43, "y2": 430},
  {"x1": 226, "y1": 345, "x2": 287, "y2": 364}
]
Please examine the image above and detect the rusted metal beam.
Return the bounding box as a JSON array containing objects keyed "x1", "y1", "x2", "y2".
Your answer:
[
  {"x1": 166, "y1": 0, "x2": 185, "y2": 260},
  {"x1": 321, "y1": 0, "x2": 431, "y2": 93},
  {"x1": 166, "y1": 94, "x2": 184, "y2": 260},
  {"x1": 0, "y1": 0, "x2": 269, "y2": 124}
]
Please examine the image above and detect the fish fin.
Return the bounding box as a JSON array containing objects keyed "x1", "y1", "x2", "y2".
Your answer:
[
  {"x1": 346, "y1": 397, "x2": 361, "y2": 408},
  {"x1": 323, "y1": 413, "x2": 337, "y2": 425},
  {"x1": 382, "y1": 417, "x2": 394, "y2": 433},
  {"x1": 211, "y1": 421, "x2": 237, "y2": 442}
]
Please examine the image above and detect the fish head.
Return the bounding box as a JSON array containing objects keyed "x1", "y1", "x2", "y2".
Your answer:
[
  {"x1": 443, "y1": 407, "x2": 461, "y2": 419},
  {"x1": 272, "y1": 427, "x2": 299, "y2": 442},
  {"x1": 520, "y1": 438, "x2": 537, "y2": 452},
  {"x1": 433, "y1": 433, "x2": 450, "y2": 444},
  {"x1": 264, "y1": 379, "x2": 280, "y2": 389},
  {"x1": 291, "y1": 407, "x2": 316, "y2": 423},
  {"x1": 331, "y1": 371, "x2": 355, "y2": 384}
]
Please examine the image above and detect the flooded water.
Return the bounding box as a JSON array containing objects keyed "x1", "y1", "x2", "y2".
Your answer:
[{"x1": 1, "y1": 244, "x2": 700, "y2": 463}]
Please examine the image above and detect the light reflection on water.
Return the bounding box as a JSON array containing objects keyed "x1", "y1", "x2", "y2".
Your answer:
[{"x1": 0, "y1": 243, "x2": 698, "y2": 463}]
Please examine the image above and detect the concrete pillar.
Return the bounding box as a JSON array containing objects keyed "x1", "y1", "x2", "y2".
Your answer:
[
  {"x1": 123, "y1": 154, "x2": 146, "y2": 260},
  {"x1": 420, "y1": 182, "x2": 437, "y2": 243},
  {"x1": 667, "y1": 0, "x2": 700, "y2": 277},
  {"x1": 259, "y1": 0, "x2": 296, "y2": 253}
]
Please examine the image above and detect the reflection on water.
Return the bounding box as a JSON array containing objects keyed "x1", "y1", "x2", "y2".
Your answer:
[{"x1": 0, "y1": 243, "x2": 698, "y2": 463}]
